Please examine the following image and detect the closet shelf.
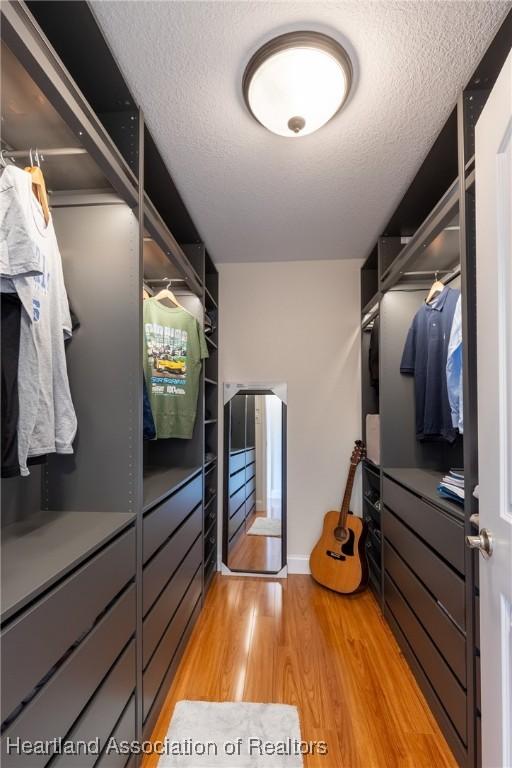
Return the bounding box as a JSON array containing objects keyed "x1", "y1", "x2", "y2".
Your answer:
[
  {"x1": 380, "y1": 176, "x2": 459, "y2": 292},
  {"x1": 204, "y1": 457, "x2": 217, "y2": 471},
  {"x1": 204, "y1": 550, "x2": 217, "y2": 587},
  {"x1": 1, "y1": 510, "x2": 134, "y2": 623},
  {"x1": 204, "y1": 493, "x2": 217, "y2": 511},
  {"x1": 465, "y1": 154, "x2": 475, "y2": 172},
  {"x1": 204, "y1": 517, "x2": 217, "y2": 541},
  {"x1": 205, "y1": 287, "x2": 218, "y2": 309},
  {"x1": 143, "y1": 192, "x2": 202, "y2": 296},
  {"x1": 363, "y1": 458, "x2": 380, "y2": 476},
  {"x1": 143, "y1": 465, "x2": 203, "y2": 512},
  {"x1": 361, "y1": 294, "x2": 379, "y2": 321},
  {"x1": 363, "y1": 496, "x2": 382, "y2": 515},
  {"x1": 383, "y1": 467, "x2": 465, "y2": 522}
]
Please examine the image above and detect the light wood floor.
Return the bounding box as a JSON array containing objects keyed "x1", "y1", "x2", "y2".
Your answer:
[
  {"x1": 143, "y1": 574, "x2": 457, "y2": 768},
  {"x1": 228, "y1": 510, "x2": 282, "y2": 572}
]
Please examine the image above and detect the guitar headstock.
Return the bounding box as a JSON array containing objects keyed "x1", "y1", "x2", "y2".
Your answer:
[{"x1": 351, "y1": 440, "x2": 366, "y2": 466}]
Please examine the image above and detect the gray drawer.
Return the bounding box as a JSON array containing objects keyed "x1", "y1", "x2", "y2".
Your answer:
[
  {"x1": 385, "y1": 575, "x2": 467, "y2": 743},
  {"x1": 1, "y1": 585, "x2": 135, "y2": 767},
  {"x1": 229, "y1": 467, "x2": 245, "y2": 496},
  {"x1": 143, "y1": 474, "x2": 202, "y2": 563},
  {"x1": 245, "y1": 463, "x2": 255, "y2": 483},
  {"x1": 246, "y1": 449, "x2": 255, "y2": 465},
  {"x1": 229, "y1": 503, "x2": 246, "y2": 540},
  {"x1": 1, "y1": 526, "x2": 135, "y2": 722},
  {"x1": 246, "y1": 489, "x2": 256, "y2": 510},
  {"x1": 385, "y1": 543, "x2": 466, "y2": 685},
  {"x1": 142, "y1": 600, "x2": 201, "y2": 742},
  {"x1": 52, "y1": 640, "x2": 135, "y2": 768},
  {"x1": 383, "y1": 476, "x2": 465, "y2": 574},
  {"x1": 229, "y1": 485, "x2": 246, "y2": 518},
  {"x1": 229, "y1": 452, "x2": 245, "y2": 475},
  {"x1": 95, "y1": 696, "x2": 135, "y2": 768},
  {"x1": 143, "y1": 568, "x2": 202, "y2": 720},
  {"x1": 245, "y1": 476, "x2": 256, "y2": 499},
  {"x1": 246, "y1": 497, "x2": 256, "y2": 518},
  {"x1": 143, "y1": 537, "x2": 202, "y2": 667},
  {"x1": 383, "y1": 507, "x2": 465, "y2": 629},
  {"x1": 143, "y1": 506, "x2": 202, "y2": 616}
]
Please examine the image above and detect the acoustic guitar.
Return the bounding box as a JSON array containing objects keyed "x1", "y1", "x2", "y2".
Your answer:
[{"x1": 310, "y1": 440, "x2": 368, "y2": 594}]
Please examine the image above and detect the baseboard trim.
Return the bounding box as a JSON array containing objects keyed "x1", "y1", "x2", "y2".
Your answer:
[{"x1": 287, "y1": 556, "x2": 310, "y2": 574}]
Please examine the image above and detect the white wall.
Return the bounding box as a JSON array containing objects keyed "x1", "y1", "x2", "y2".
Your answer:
[{"x1": 218, "y1": 259, "x2": 362, "y2": 573}]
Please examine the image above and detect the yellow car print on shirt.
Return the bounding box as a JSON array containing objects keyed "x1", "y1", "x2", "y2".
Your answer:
[{"x1": 155, "y1": 357, "x2": 187, "y2": 375}]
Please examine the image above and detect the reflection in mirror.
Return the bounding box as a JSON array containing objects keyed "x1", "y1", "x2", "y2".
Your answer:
[{"x1": 224, "y1": 388, "x2": 285, "y2": 574}]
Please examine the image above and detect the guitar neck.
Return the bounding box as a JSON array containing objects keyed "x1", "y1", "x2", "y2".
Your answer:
[{"x1": 338, "y1": 464, "x2": 357, "y2": 529}]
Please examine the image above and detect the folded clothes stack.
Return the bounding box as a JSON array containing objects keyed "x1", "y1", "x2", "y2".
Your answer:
[{"x1": 437, "y1": 469, "x2": 464, "y2": 507}]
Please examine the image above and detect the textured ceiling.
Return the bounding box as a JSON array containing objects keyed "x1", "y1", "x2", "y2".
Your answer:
[{"x1": 92, "y1": 1, "x2": 510, "y2": 263}]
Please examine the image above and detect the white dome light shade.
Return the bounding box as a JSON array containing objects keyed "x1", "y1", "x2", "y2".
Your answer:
[{"x1": 243, "y1": 32, "x2": 352, "y2": 138}]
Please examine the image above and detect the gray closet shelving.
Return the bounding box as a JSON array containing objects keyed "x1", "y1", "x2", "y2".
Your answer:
[
  {"x1": 360, "y1": 13, "x2": 511, "y2": 768},
  {"x1": 0, "y1": 1, "x2": 219, "y2": 764}
]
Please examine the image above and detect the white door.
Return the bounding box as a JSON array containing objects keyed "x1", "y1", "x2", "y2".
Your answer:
[{"x1": 475, "y1": 47, "x2": 512, "y2": 768}]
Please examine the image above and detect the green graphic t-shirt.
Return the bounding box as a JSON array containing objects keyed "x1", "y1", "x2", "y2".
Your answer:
[{"x1": 143, "y1": 299, "x2": 208, "y2": 439}]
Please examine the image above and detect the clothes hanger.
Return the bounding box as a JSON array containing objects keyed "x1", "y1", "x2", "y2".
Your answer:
[
  {"x1": 425, "y1": 271, "x2": 445, "y2": 304},
  {"x1": 153, "y1": 280, "x2": 188, "y2": 312},
  {"x1": 25, "y1": 149, "x2": 50, "y2": 225}
]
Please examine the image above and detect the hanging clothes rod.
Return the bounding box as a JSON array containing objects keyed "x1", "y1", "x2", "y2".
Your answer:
[
  {"x1": 145, "y1": 278, "x2": 186, "y2": 285},
  {"x1": 401, "y1": 269, "x2": 452, "y2": 277},
  {"x1": 1, "y1": 147, "x2": 87, "y2": 160}
]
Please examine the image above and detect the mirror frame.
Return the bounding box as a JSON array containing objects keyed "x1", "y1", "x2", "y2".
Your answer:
[{"x1": 222, "y1": 386, "x2": 287, "y2": 575}]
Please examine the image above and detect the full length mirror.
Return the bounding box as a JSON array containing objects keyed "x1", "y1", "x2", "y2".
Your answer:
[{"x1": 223, "y1": 386, "x2": 286, "y2": 574}]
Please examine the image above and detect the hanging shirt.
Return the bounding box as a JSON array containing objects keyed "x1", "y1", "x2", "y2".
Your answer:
[
  {"x1": 1, "y1": 293, "x2": 22, "y2": 477},
  {"x1": 400, "y1": 286, "x2": 460, "y2": 443},
  {"x1": 446, "y1": 295, "x2": 463, "y2": 433},
  {"x1": 143, "y1": 377, "x2": 156, "y2": 440},
  {"x1": 368, "y1": 315, "x2": 379, "y2": 390},
  {"x1": 0, "y1": 165, "x2": 77, "y2": 475},
  {"x1": 143, "y1": 299, "x2": 208, "y2": 439}
]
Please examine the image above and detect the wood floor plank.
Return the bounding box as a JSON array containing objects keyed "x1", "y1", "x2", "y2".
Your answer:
[
  {"x1": 229, "y1": 511, "x2": 283, "y2": 572},
  {"x1": 142, "y1": 574, "x2": 458, "y2": 768}
]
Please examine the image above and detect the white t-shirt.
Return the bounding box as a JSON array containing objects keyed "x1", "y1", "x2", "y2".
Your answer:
[{"x1": 0, "y1": 166, "x2": 77, "y2": 475}]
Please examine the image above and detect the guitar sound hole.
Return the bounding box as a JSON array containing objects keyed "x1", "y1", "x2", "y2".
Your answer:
[{"x1": 334, "y1": 526, "x2": 349, "y2": 543}]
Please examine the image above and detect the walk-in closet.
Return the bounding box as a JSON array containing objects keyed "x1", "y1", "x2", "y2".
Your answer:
[{"x1": 1, "y1": 2, "x2": 511, "y2": 768}]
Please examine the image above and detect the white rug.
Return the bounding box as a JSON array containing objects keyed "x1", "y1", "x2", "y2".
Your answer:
[
  {"x1": 247, "y1": 518, "x2": 281, "y2": 537},
  {"x1": 157, "y1": 701, "x2": 303, "y2": 767}
]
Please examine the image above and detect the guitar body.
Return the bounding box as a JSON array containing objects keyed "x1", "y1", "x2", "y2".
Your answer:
[{"x1": 310, "y1": 511, "x2": 368, "y2": 594}]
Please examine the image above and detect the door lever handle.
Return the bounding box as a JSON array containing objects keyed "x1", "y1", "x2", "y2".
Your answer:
[{"x1": 466, "y1": 529, "x2": 493, "y2": 559}]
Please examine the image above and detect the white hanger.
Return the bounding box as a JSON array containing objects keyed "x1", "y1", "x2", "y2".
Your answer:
[
  {"x1": 426, "y1": 272, "x2": 445, "y2": 304},
  {"x1": 154, "y1": 280, "x2": 189, "y2": 312}
]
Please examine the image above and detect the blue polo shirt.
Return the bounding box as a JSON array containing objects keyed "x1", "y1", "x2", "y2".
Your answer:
[{"x1": 400, "y1": 286, "x2": 460, "y2": 443}]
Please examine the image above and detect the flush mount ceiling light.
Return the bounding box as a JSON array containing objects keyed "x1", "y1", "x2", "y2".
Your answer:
[{"x1": 243, "y1": 31, "x2": 353, "y2": 138}]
